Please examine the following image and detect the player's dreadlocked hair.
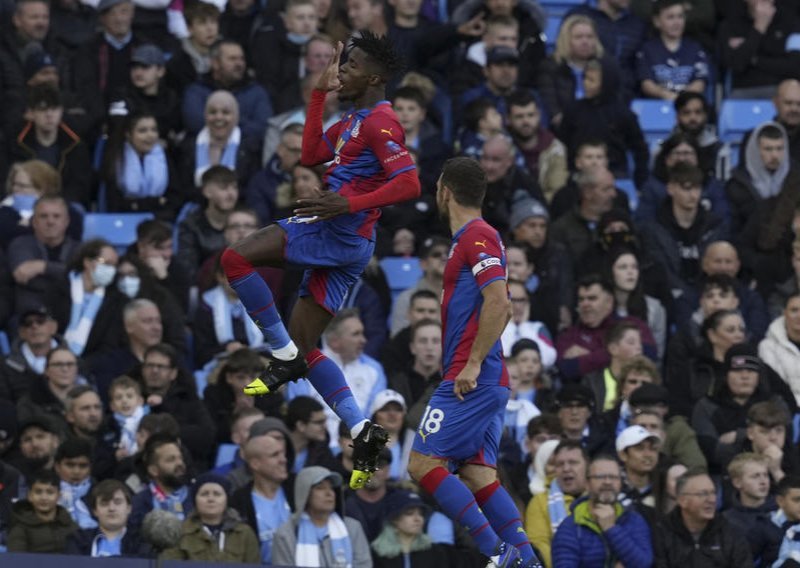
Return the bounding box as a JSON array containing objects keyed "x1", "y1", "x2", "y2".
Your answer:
[{"x1": 350, "y1": 30, "x2": 404, "y2": 80}]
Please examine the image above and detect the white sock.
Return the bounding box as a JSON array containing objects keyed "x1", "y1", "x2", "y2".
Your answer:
[
  {"x1": 272, "y1": 341, "x2": 299, "y2": 361},
  {"x1": 350, "y1": 419, "x2": 369, "y2": 439}
]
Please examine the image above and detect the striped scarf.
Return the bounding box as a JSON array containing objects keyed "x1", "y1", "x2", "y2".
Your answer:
[
  {"x1": 202, "y1": 286, "x2": 264, "y2": 349},
  {"x1": 65, "y1": 271, "x2": 105, "y2": 356},
  {"x1": 295, "y1": 512, "x2": 352, "y2": 567},
  {"x1": 119, "y1": 141, "x2": 169, "y2": 199},
  {"x1": 59, "y1": 478, "x2": 97, "y2": 529},
  {"x1": 114, "y1": 404, "x2": 149, "y2": 455},
  {"x1": 194, "y1": 126, "x2": 240, "y2": 187},
  {"x1": 547, "y1": 479, "x2": 568, "y2": 534}
]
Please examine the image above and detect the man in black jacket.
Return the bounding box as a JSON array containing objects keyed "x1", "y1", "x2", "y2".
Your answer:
[{"x1": 655, "y1": 469, "x2": 752, "y2": 566}]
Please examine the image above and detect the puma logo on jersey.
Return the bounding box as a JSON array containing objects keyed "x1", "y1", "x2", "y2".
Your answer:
[
  {"x1": 380, "y1": 128, "x2": 393, "y2": 136},
  {"x1": 475, "y1": 240, "x2": 487, "y2": 248}
]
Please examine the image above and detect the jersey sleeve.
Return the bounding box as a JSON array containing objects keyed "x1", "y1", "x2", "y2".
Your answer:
[
  {"x1": 462, "y1": 225, "x2": 507, "y2": 290},
  {"x1": 364, "y1": 110, "x2": 416, "y2": 178}
]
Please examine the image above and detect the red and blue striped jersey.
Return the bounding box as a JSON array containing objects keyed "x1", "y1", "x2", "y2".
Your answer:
[
  {"x1": 317, "y1": 100, "x2": 416, "y2": 241},
  {"x1": 441, "y1": 218, "x2": 509, "y2": 387}
]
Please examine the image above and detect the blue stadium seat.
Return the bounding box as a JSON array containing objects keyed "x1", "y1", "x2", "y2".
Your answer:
[
  {"x1": 630, "y1": 99, "x2": 676, "y2": 147},
  {"x1": 539, "y1": 0, "x2": 584, "y2": 17},
  {"x1": 0, "y1": 331, "x2": 9, "y2": 356},
  {"x1": 718, "y1": 99, "x2": 776, "y2": 143},
  {"x1": 616, "y1": 179, "x2": 638, "y2": 212},
  {"x1": 380, "y1": 257, "x2": 423, "y2": 299},
  {"x1": 214, "y1": 443, "x2": 238, "y2": 467},
  {"x1": 173, "y1": 202, "x2": 200, "y2": 254},
  {"x1": 544, "y1": 16, "x2": 561, "y2": 52},
  {"x1": 82, "y1": 212, "x2": 154, "y2": 253}
]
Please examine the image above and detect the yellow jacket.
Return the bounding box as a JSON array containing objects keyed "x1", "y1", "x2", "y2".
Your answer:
[{"x1": 524, "y1": 490, "x2": 578, "y2": 568}]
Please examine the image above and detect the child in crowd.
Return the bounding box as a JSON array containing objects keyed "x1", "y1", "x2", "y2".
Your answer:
[
  {"x1": 109, "y1": 376, "x2": 150, "y2": 459},
  {"x1": 635, "y1": 0, "x2": 709, "y2": 100},
  {"x1": 456, "y1": 97, "x2": 504, "y2": 159},
  {"x1": 65, "y1": 479, "x2": 152, "y2": 557},
  {"x1": 166, "y1": 1, "x2": 221, "y2": 94},
  {"x1": 773, "y1": 475, "x2": 800, "y2": 566},
  {"x1": 7, "y1": 469, "x2": 77, "y2": 553},
  {"x1": 54, "y1": 438, "x2": 97, "y2": 529}
]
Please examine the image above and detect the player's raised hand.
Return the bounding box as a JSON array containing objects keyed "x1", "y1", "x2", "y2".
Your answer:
[
  {"x1": 316, "y1": 41, "x2": 344, "y2": 92},
  {"x1": 294, "y1": 187, "x2": 350, "y2": 221},
  {"x1": 453, "y1": 362, "x2": 480, "y2": 401}
]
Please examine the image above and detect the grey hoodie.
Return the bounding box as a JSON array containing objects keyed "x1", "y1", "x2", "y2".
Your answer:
[{"x1": 272, "y1": 466, "x2": 373, "y2": 567}]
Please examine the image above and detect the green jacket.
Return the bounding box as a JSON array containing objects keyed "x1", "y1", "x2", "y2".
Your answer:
[
  {"x1": 7, "y1": 501, "x2": 77, "y2": 553},
  {"x1": 160, "y1": 509, "x2": 260, "y2": 564}
]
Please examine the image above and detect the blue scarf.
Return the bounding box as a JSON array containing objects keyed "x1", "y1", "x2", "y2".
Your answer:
[
  {"x1": 194, "y1": 126, "x2": 240, "y2": 187},
  {"x1": 547, "y1": 479, "x2": 568, "y2": 534},
  {"x1": 202, "y1": 286, "x2": 264, "y2": 349},
  {"x1": 149, "y1": 482, "x2": 189, "y2": 520},
  {"x1": 60, "y1": 478, "x2": 97, "y2": 529},
  {"x1": 65, "y1": 271, "x2": 105, "y2": 356},
  {"x1": 772, "y1": 510, "x2": 800, "y2": 565},
  {"x1": 114, "y1": 404, "x2": 149, "y2": 455},
  {"x1": 295, "y1": 511, "x2": 353, "y2": 567},
  {"x1": 616, "y1": 400, "x2": 633, "y2": 437},
  {"x1": 118, "y1": 141, "x2": 169, "y2": 199}
]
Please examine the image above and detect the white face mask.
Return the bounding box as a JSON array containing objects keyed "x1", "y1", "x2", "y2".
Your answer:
[
  {"x1": 92, "y1": 263, "x2": 117, "y2": 288},
  {"x1": 117, "y1": 275, "x2": 141, "y2": 298}
]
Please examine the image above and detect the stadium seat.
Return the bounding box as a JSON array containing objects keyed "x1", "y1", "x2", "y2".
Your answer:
[
  {"x1": 380, "y1": 256, "x2": 423, "y2": 300},
  {"x1": 82, "y1": 212, "x2": 154, "y2": 253},
  {"x1": 630, "y1": 99, "x2": 676, "y2": 147},
  {"x1": 173, "y1": 202, "x2": 200, "y2": 254},
  {"x1": 615, "y1": 179, "x2": 639, "y2": 212},
  {"x1": 0, "y1": 331, "x2": 9, "y2": 357},
  {"x1": 544, "y1": 16, "x2": 561, "y2": 52},
  {"x1": 539, "y1": 0, "x2": 584, "y2": 17},
  {"x1": 214, "y1": 443, "x2": 238, "y2": 467},
  {"x1": 718, "y1": 99, "x2": 776, "y2": 143}
]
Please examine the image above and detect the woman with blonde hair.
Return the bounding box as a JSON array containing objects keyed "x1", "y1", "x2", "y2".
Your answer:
[
  {"x1": 0, "y1": 159, "x2": 83, "y2": 247},
  {"x1": 537, "y1": 15, "x2": 617, "y2": 129}
]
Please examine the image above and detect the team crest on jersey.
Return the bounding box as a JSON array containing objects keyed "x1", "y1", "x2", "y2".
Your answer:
[{"x1": 386, "y1": 140, "x2": 402, "y2": 153}]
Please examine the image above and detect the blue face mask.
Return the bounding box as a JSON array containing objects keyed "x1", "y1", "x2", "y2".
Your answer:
[
  {"x1": 526, "y1": 274, "x2": 540, "y2": 294},
  {"x1": 117, "y1": 275, "x2": 141, "y2": 299},
  {"x1": 286, "y1": 32, "x2": 311, "y2": 45},
  {"x1": 92, "y1": 264, "x2": 117, "y2": 288},
  {"x1": 12, "y1": 193, "x2": 37, "y2": 213}
]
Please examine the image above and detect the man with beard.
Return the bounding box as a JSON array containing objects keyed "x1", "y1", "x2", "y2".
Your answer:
[
  {"x1": 672, "y1": 91, "x2": 724, "y2": 178},
  {"x1": 738, "y1": 79, "x2": 800, "y2": 169},
  {"x1": 10, "y1": 415, "x2": 61, "y2": 480},
  {"x1": 128, "y1": 433, "x2": 191, "y2": 529},
  {"x1": 506, "y1": 90, "x2": 569, "y2": 204},
  {"x1": 552, "y1": 456, "x2": 653, "y2": 566},
  {"x1": 64, "y1": 386, "x2": 116, "y2": 480}
]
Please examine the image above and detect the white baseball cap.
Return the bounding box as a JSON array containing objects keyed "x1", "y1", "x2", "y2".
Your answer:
[
  {"x1": 369, "y1": 389, "x2": 407, "y2": 417},
  {"x1": 616, "y1": 425, "x2": 661, "y2": 453}
]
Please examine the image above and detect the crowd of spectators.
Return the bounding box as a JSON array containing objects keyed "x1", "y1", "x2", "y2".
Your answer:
[{"x1": 0, "y1": 0, "x2": 800, "y2": 565}]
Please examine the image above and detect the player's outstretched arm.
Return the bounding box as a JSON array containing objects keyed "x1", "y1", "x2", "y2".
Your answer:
[
  {"x1": 301, "y1": 41, "x2": 344, "y2": 166},
  {"x1": 453, "y1": 279, "x2": 511, "y2": 400}
]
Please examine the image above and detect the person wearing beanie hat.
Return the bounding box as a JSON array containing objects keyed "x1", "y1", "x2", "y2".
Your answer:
[
  {"x1": 161, "y1": 471, "x2": 259, "y2": 563},
  {"x1": 690, "y1": 342, "x2": 793, "y2": 474},
  {"x1": 371, "y1": 489, "x2": 448, "y2": 568},
  {"x1": 555, "y1": 384, "x2": 614, "y2": 456}
]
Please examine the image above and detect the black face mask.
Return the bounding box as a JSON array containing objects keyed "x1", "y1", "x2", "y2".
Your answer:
[{"x1": 602, "y1": 230, "x2": 635, "y2": 250}]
